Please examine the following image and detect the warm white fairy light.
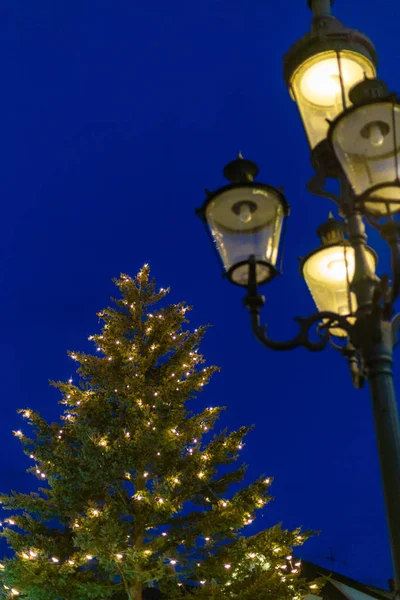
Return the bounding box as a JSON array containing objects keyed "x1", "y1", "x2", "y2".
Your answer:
[
  {"x1": 224, "y1": 564, "x2": 231, "y2": 570},
  {"x1": 161, "y1": 532, "x2": 167, "y2": 537},
  {"x1": 173, "y1": 478, "x2": 180, "y2": 484},
  {"x1": 125, "y1": 432, "x2": 130, "y2": 438},
  {"x1": 29, "y1": 551, "x2": 37, "y2": 558},
  {"x1": 108, "y1": 357, "x2": 112, "y2": 361},
  {"x1": 68, "y1": 560, "x2": 75, "y2": 565},
  {"x1": 86, "y1": 555, "x2": 93, "y2": 561},
  {"x1": 14, "y1": 430, "x2": 23, "y2": 438},
  {"x1": 200, "y1": 580, "x2": 206, "y2": 585},
  {"x1": 170, "y1": 559, "x2": 177, "y2": 565},
  {"x1": 204, "y1": 537, "x2": 210, "y2": 542},
  {"x1": 310, "y1": 584, "x2": 318, "y2": 590},
  {"x1": 51, "y1": 557, "x2": 59, "y2": 563},
  {"x1": 248, "y1": 553, "x2": 256, "y2": 559},
  {"x1": 157, "y1": 498, "x2": 164, "y2": 504},
  {"x1": 115, "y1": 553, "x2": 123, "y2": 560},
  {"x1": 11, "y1": 589, "x2": 19, "y2": 596},
  {"x1": 198, "y1": 471, "x2": 205, "y2": 479},
  {"x1": 8, "y1": 519, "x2": 15, "y2": 525},
  {"x1": 144, "y1": 472, "x2": 149, "y2": 478},
  {"x1": 92, "y1": 509, "x2": 99, "y2": 516},
  {"x1": 23, "y1": 410, "x2": 31, "y2": 419}
]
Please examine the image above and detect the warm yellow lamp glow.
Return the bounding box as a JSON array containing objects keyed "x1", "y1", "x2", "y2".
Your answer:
[
  {"x1": 302, "y1": 244, "x2": 376, "y2": 336},
  {"x1": 300, "y1": 56, "x2": 365, "y2": 107},
  {"x1": 291, "y1": 50, "x2": 375, "y2": 148}
]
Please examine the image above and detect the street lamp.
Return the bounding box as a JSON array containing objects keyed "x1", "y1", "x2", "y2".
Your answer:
[
  {"x1": 300, "y1": 214, "x2": 377, "y2": 337},
  {"x1": 329, "y1": 78, "x2": 400, "y2": 218},
  {"x1": 283, "y1": 0, "x2": 377, "y2": 149},
  {"x1": 196, "y1": 0, "x2": 400, "y2": 594},
  {"x1": 196, "y1": 154, "x2": 289, "y2": 287}
]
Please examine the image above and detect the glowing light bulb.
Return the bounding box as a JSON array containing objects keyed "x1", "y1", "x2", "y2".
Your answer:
[
  {"x1": 368, "y1": 122, "x2": 385, "y2": 147},
  {"x1": 327, "y1": 259, "x2": 347, "y2": 280},
  {"x1": 224, "y1": 564, "x2": 231, "y2": 570},
  {"x1": 239, "y1": 203, "x2": 252, "y2": 224}
]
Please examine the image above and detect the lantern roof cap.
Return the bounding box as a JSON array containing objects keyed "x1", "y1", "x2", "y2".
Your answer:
[
  {"x1": 317, "y1": 213, "x2": 347, "y2": 245},
  {"x1": 349, "y1": 77, "x2": 390, "y2": 106},
  {"x1": 223, "y1": 153, "x2": 259, "y2": 183},
  {"x1": 283, "y1": 10, "x2": 378, "y2": 87}
]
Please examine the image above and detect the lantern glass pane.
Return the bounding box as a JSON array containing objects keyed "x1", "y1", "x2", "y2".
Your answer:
[
  {"x1": 291, "y1": 50, "x2": 375, "y2": 148},
  {"x1": 331, "y1": 102, "x2": 400, "y2": 216},
  {"x1": 302, "y1": 244, "x2": 376, "y2": 337},
  {"x1": 205, "y1": 186, "x2": 285, "y2": 286}
]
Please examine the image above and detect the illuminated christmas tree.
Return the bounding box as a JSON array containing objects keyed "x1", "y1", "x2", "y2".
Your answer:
[{"x1": 0, "y1": 266, "x2": 317, "y2": 600}]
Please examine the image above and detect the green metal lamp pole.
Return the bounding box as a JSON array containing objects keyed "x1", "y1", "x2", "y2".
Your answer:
[
  {"x1": 347, "y1": 205, "x2": 400, "y2": 593},
  {"x1": 197, "y1": 0, "x2": 400, "y2": 593}
]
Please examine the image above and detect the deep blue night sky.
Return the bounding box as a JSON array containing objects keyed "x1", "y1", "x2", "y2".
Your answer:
[{"x1": 0, "y1": 0, "x2": 399, "y2": 589}]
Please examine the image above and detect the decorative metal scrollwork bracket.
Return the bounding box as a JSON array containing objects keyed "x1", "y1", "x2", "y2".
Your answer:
[{"x1": 244, "y1": 256, "x2": 353, "y2": 352}]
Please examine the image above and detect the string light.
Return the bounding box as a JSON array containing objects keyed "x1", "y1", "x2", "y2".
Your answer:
[
  {"x1": 51, "y1": 557, "x2": 59, "y2": 563},
  {"x1": 144, "y1": 472, "x2": 149, "y2": 478},
  {"x1": 115, "y1": 553, "x2": 123, "y2": 560},
  {"x1": 86, "y1": 555, "x2": 93, "y2": 561},
  {"x1": 224, "y1": 564, "x2": 231, "y2": 570},
  {"x1": 170, "y1": 559, "x2": 177, "y2": 565}
]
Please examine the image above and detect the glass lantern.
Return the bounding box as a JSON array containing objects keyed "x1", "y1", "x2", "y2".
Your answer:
[
  {"x1": 283, "y1": 9, "x2": 377, "y2": 149},
  {"x1": 329, "y1": 79, "x2": 400, "y2": 218},
  {"x1": 197, "y1": 156, "x2": 289, "y2": 287},
  {"x1": 300, "y1": 215, "x2": 377, "y2": 336}
]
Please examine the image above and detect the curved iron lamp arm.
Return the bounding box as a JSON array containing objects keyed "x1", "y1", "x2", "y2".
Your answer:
[{"x1": 243, "y1": 256, "x2": 353, "y2": 352}]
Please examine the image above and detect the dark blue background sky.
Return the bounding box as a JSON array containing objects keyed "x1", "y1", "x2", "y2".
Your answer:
[{"x1": 0, "y1": 0, "x2": 399, "y2": 589}]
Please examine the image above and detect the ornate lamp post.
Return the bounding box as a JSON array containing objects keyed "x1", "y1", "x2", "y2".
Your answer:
[{"x1": 196, "y1": 0, "x2": 400, "y2": 593}]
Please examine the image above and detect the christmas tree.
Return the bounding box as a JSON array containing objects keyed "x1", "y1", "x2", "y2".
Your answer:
[{"x1": 0, "y1": 266, "x2": 317, "y2": 600}]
